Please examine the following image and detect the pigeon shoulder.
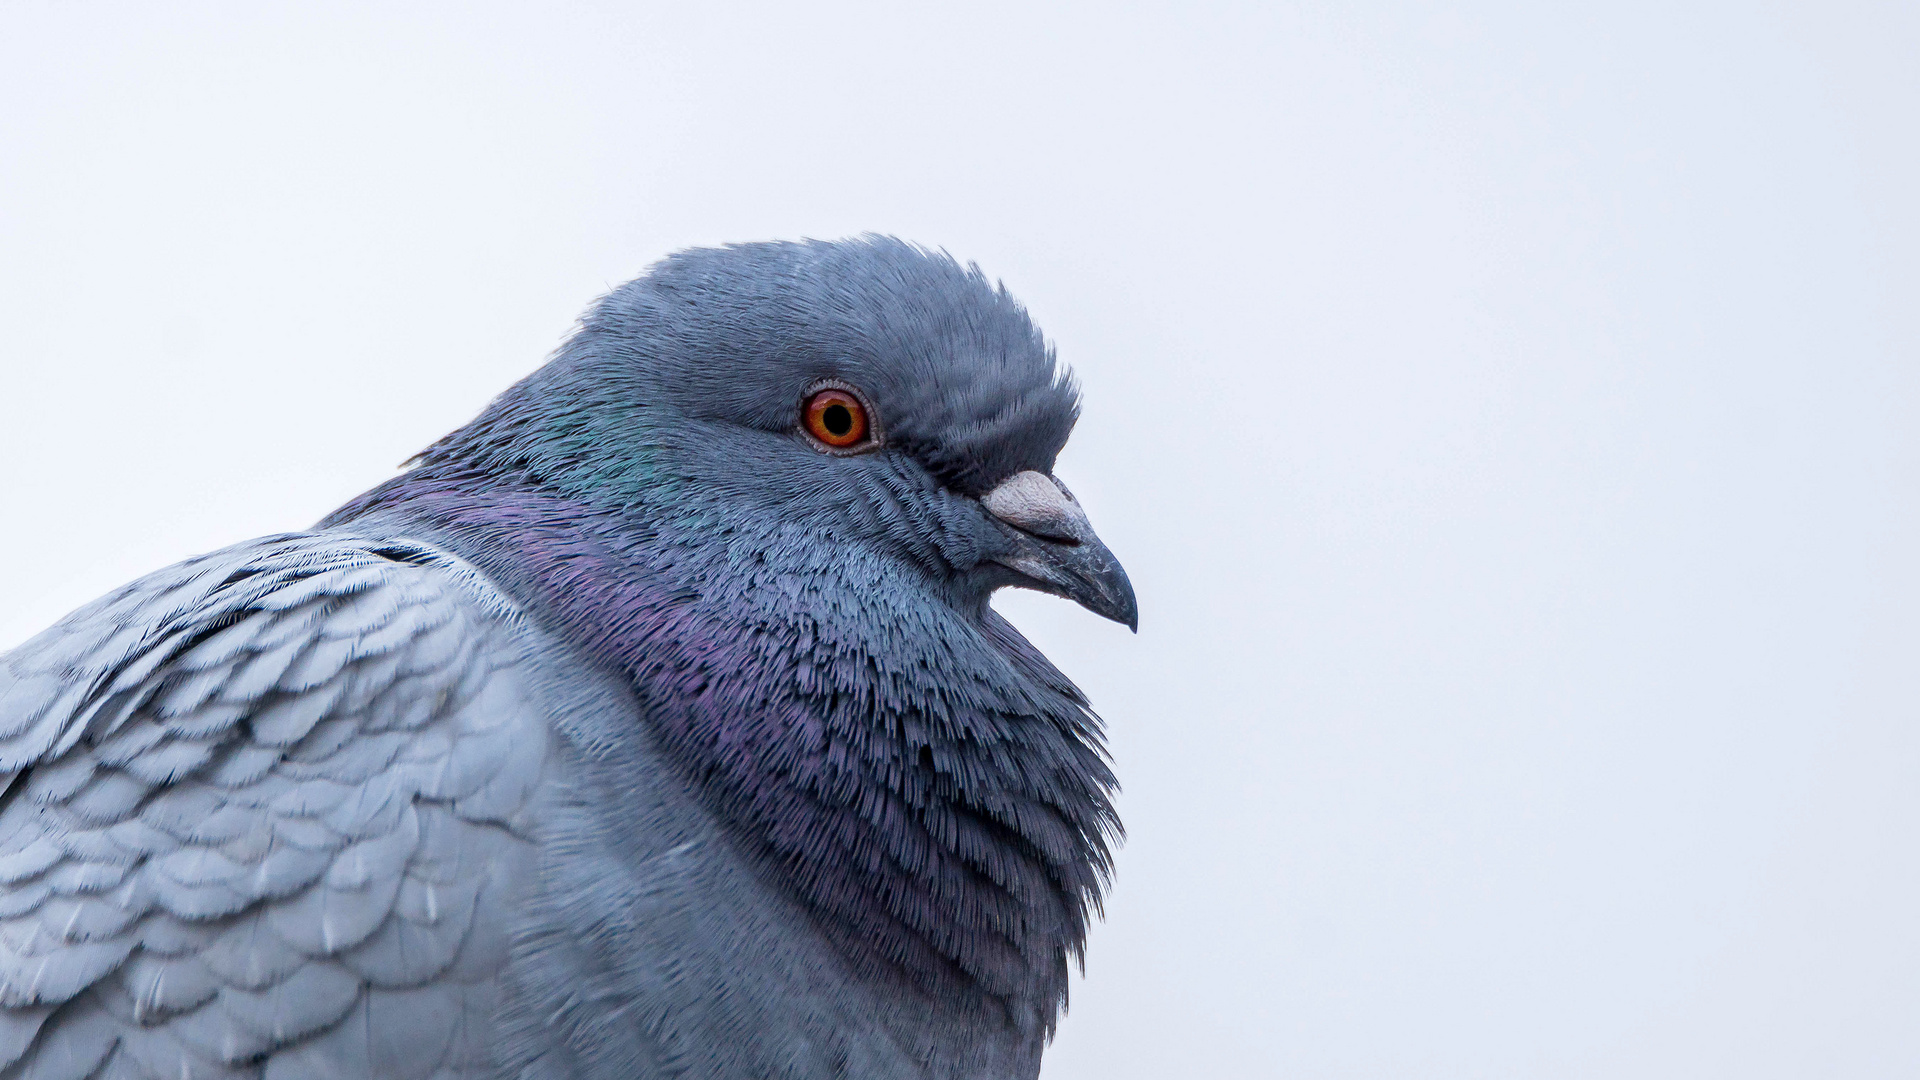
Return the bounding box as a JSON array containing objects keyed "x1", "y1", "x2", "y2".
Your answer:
[{"x1": 0, "y1": 530, "x2": 553, "y2": 1079}]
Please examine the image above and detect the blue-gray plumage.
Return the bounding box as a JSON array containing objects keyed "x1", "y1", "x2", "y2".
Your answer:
[{"x1": 0, "y1": 237, "x2": 1135, "y2": 1079}]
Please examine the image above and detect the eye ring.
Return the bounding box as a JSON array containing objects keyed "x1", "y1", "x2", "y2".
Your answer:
[{"x1": 801, "y1": 383, "x2": 878, "y2": 452}]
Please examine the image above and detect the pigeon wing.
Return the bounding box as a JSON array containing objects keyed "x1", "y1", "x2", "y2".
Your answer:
[{"x1": 0, "y1": 533, "x2": 548, "y2": 1080}]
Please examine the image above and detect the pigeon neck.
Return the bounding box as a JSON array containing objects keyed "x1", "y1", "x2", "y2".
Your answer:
[{"x1": 327, "y1": 469, "x2": 1118, "y2": 1025}]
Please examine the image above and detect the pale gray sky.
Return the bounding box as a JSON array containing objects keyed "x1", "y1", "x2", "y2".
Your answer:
[{"x1": 2, "y1": 3, "x2": 1916, "y2": 1076}]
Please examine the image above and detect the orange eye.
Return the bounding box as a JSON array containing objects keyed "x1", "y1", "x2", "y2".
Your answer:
[{"x1": 803, "y1": 388, "x2": 871, "y2": 449}]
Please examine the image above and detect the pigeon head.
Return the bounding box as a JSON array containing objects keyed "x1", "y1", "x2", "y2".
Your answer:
[
  {"x1": 328, "y1": 236, "x2": 1129, "y2": 1023},
  {"x1": 411, "y1": 236, "x2": 1135, "y2": 630}
]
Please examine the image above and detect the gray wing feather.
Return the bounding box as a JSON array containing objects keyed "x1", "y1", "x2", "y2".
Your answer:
[{"x1": 0, "y1": 533, "x2": 549, "y2": 1078}]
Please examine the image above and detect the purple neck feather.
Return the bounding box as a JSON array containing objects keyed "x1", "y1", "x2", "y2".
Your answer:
[{"x1": 328, "y1": 470, "x2": 1119, "y2": 1019}]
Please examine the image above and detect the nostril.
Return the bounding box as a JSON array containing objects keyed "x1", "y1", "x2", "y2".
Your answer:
[
  {"x1": 1027, "y1": 528, "x2": 1082, "y2": 546},
  {"x1": 981, "y1": 470, "x2": 1091, "y2": 544}
]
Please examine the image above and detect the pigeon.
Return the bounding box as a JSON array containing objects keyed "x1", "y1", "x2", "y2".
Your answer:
[{"x1": 0, "y1": 236, "x2": 1135, "y2": 1080}]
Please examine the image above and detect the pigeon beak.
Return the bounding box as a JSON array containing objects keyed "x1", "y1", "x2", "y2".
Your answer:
[{"x1": 982, "y1": 471, "x2": 1138, "y2": 632}]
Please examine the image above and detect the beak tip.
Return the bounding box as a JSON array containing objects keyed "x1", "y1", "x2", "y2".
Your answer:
[{"x1": 1108, "y1": 583, "x2": 1140, "y2": 634}]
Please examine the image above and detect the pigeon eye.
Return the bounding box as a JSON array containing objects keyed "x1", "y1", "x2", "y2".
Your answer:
[{"x1": 802, "y1": 387, "x2": 873, "y2": 450}]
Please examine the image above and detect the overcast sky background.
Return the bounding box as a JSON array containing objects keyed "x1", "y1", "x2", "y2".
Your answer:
[{"x1": 2, "y1": 3, "x2": 1916, "y2": 1077}]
